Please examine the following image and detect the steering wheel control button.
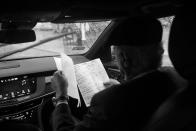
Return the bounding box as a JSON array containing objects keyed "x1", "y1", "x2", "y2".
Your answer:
[{"x1": 17, "y1": 96, "x2": 30, "y2": 101}]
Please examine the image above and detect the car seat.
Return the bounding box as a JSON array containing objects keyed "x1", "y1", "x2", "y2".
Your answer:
[{"x1": 143, "y1": 3, "x2": 196, "y2": 131}]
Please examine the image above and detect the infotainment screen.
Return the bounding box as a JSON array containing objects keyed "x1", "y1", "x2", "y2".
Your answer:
[{"x1": 0, "y1": 75, "x2": 36, "y2": 101}]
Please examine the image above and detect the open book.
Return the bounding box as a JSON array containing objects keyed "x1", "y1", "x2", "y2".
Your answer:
[{"x1": 54, "y1": 54, "x2": 110, "y2": 107}]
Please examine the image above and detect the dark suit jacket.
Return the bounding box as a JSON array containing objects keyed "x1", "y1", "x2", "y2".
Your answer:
[{"x1": 52, "y1": 69, "x2": 182, "y2": 131}]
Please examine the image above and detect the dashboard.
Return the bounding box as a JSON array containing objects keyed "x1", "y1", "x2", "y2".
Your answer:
[
  {"x1": 0, "y1": 73, "x2": 54, "y2": 121},
  {"x1": 0, "y1": 57, "x2": 58, "y2": 121},
  {"x1": 0, "y1": 55, "x2": 121, "y2": 123}
]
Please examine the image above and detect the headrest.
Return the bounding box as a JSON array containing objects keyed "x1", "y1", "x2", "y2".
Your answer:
[
  {"x1": 169, "y1": 5, "x2": 196, "y2": 80},
  {"x1": 109, "y1": 17, "x2": 162, "y2": 46}
]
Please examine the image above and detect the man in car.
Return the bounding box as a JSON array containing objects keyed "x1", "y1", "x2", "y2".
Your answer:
[{"x1": 51, "y1": 17, "x2": 179, "y2": 131}]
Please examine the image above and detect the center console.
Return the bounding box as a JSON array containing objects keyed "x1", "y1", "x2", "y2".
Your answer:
[
  {"x1": 0, "y1": 73, "x2": 55, "y2": 122},
  {"x1": 0, "y1": 75, "x2": 36, "y2": 102},
  {"x1": 0, "y1": 57, "x2": 57, "y2": 122}
]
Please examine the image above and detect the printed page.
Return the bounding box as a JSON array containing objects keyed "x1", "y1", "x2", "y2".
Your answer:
[
  {"x1": 54, "y1": 53, "x2": 80, "y2": 106},
  {"x1": 75, "y1": 58, "x2": 110, "y2": 107}
]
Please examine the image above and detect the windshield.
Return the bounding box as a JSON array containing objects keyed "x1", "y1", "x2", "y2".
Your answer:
[{"x1": 0, "y1": 21, "x2": 111, "y2": 60}]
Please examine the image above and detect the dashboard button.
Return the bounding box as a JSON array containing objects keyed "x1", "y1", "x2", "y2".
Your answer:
[
  {"x1": 22, "y1": 90, "x2": 25, "y2": 94},
  {"x1": 11, "y1": 92, "x2": 15, "y2": 98},
  {"x1": 3, "y1": 97, "x2": 8, "y2": 100}
]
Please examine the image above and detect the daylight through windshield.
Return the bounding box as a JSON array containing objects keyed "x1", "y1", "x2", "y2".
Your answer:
[{"x1": 0, "y1": 21, "x2": 111, "y2": 60}]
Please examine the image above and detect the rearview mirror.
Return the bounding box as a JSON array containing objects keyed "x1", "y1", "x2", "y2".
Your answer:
[{"x1": 0, "y1": 29, "x2": 36, "y2": 44}]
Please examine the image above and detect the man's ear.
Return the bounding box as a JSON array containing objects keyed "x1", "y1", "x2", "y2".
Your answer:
[
  {"x1": 120, "y1": 51, "x2": 130, "y2": 68},
  {"x1": 159, "y1": 43, "x2": 164, "y2": 55}
]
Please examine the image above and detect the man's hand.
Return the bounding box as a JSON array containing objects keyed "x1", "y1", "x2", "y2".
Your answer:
[
  {"x1": 51, "y1": 71, "x2": 68, "y2": 99},
  {"x1": 104, "y1": 78, "x2": 120, "y2": 88}
]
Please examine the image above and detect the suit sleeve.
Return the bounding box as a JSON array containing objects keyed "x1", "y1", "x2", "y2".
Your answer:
[
  {"x1": 52, "y1": 95, "x2": 108, "y2": 131},
  {"x1": 52, "y1": 104, "x2": 76, "y2": 131}
]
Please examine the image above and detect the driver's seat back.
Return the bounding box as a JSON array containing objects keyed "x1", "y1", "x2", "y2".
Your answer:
[{"x1": 144, "y1": 4, "x2": 196, "y2": 131}]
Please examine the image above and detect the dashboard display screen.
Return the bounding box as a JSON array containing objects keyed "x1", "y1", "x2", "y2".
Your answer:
[{"x1": 0, "y1": 75, "x2": 36, "y2": 101}]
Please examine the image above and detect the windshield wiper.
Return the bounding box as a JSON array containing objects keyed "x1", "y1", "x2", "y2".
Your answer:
[{"x1": 0, "y1": 32, "x2": 75, "y2": 59}]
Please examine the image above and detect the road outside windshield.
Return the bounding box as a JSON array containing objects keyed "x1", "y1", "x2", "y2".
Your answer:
[{"x1": 0, "y1": 21, "x2": 110, "y2": 60}]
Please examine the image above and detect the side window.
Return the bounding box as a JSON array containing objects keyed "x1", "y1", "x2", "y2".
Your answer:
[{"x1": 159, "y1": 16, "x2": 174, "y2": 67}]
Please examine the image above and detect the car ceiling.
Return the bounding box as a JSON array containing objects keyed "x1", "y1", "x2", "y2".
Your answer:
[{"x1": 0, "y1": 0, "x2": 182, "y2": 23}]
